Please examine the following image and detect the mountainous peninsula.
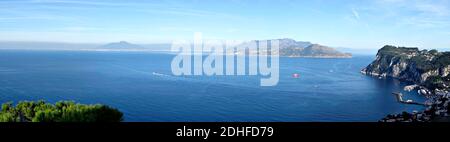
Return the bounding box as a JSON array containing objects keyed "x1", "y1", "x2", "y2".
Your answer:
[
  {"x1": 101, "y1": 41, "x2": 143, "y2": 49},
  {"x1": 277, "y1": 38, "x2": 352, "y2": 58},
  {"x1": 237, "y1": 38, "x2": 352, "y2": 58}
]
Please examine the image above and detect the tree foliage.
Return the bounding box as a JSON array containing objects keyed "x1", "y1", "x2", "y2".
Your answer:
[
  {"x1": 0, "y1": 101, "x2": 123, "y2": 122},
  {"x1": 378, "y1": 45, "x2": 450, "y2": 73}
]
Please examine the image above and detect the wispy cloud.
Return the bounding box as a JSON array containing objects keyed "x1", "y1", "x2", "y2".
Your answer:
[
  {"x1": 0, "y1": 13, "x2": 78, "y2": 23},
  {"x1": 22, "y1": 0, "x2": 154, "y2": 7},
  {"x1": 345, "y1": 7, "x2": 374, "y2": 35},
  {"x1": 59, "y1": 26, "x2": 101, "y2": 32},
  {"x1": 351, "y1": 8, "x2": 360, "y2": 20},
  {"x1": 355, "y1": 0, "x2": 450, "y2": 28},
  {"x1": 137, "y1": 7, "x2": 244, "y2": 20},
  {"x1": 0, "y1": 0, "x2": 244, "y2": 22},
  {"x1": 0, "y1": 0, "x2": 246, "y2": 42},
  {"x1": 414, "y1": 2, "x2": 449, "y2": 16},
  {"x1": 398, "y1": 16, "x2": 450, "y2": 28}
]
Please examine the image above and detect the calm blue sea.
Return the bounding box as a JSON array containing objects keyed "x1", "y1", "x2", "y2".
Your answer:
[{"x1": 0, "y1": 50, "x2": 427, "y2": 122}]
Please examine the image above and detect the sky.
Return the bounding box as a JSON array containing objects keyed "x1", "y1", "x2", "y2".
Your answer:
[{"x1": 0, "y1": 0, "x2": 449, "y2": 49}]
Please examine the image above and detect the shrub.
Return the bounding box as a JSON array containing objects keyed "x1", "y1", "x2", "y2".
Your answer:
[{"x1": 0, "y1": 101, "x2": 123, "y2": 122}]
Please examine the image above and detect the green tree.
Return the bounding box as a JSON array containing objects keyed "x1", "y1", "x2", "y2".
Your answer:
[{"x1": 0, "y1": 100, "x2": 123, "y2": 122}]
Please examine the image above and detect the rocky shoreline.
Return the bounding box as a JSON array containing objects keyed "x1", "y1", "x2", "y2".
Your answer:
[
  {"x1": 361, "y1": 45, "x2": 450, "y2": 122},
  {"x1": 380, "y1": 91, "x2": 450, "y2": 122}
]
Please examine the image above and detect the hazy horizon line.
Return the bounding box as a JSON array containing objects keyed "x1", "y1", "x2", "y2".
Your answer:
[{"x1": 0, "y1": 40, "x2": 449, "y2": 51}]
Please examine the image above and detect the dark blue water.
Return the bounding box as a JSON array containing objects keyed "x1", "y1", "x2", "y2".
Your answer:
[{"x1": 0, "y1": 50, "x2": 427, "y2": 122}]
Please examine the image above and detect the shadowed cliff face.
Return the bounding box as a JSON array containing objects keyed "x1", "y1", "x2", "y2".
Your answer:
[{"x1": 362, "y1": 45, "x2": 450, "y2": 90}]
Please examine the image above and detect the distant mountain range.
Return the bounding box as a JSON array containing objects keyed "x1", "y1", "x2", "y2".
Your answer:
[
  {"x1": 96, "y1": 39, "x2": 351, "y2": 58},
  {"x1": 0, "y1": 40, "x2": 363, "y2": 57},
  {"x1": 100, "y1": 41, "x2": 143, "y2": 49},
  {"x1": 238, "y1": 38, "x2": 352, "y2": 58}
]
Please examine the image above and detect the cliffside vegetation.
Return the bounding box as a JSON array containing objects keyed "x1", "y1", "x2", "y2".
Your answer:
[
  {"x1": 282, "y1": 44, "x2": 352, "y2": 58},
  {"x1": 377, "y1": 45, "x2": 449, "y2": 72},
  {"x1": 0, "y1": 101, "x2": 123, "y2": 122},
  {"x1": 363, "y1": 45, "x2": 450, "y2": 91}
]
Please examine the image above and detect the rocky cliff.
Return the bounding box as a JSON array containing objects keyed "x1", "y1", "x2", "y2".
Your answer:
[{"x1": 362, "y1": 45, "x2": 450, "y2": 90}]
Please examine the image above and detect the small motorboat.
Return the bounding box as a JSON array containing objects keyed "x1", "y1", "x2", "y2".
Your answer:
[{"x1": 292, "y1": 73, "x2": 300, "y2": 78}]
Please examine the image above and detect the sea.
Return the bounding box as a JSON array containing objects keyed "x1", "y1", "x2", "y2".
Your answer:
[{"x1": 0, "y1": 50, "x2": 427, "y2": 122}]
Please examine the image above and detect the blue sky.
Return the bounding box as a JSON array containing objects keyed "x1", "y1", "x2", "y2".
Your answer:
[{"x1": 0, "y1": 0, "x2": 449, "y2": 49}]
